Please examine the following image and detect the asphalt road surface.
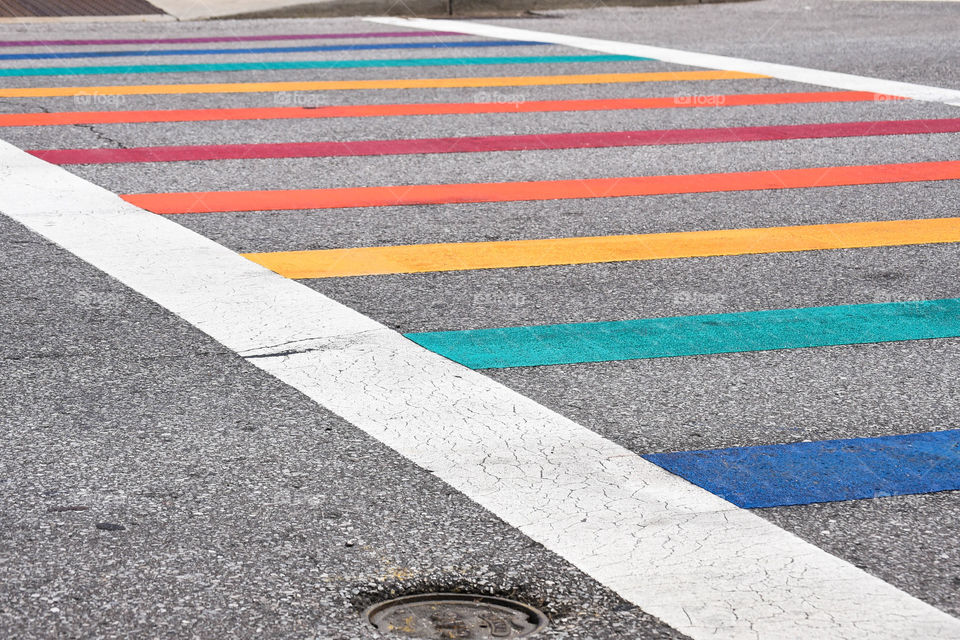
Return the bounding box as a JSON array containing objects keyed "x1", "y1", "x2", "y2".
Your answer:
[{"x1": 1, "y1": 1, "x2": 959, "y2": 638}]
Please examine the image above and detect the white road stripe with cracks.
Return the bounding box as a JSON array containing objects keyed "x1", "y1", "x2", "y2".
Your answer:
[
  {"x1": 2, "y1": 141, "x2": 959, "y2": 639},
  {"x1": 366, "y1": 16, "x2": 960, "y2": 106}
]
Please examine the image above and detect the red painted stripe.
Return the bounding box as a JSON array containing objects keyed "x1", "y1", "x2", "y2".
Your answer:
[
  {"x1": 0, "y1": 91, "x2": 902, "y2": 128},
  {"x1": 122, "y1": 161, "x2": 960, "y2": 214},
  {"x1": 31, "y1": 118, "x2": 960, "y2": 165}
]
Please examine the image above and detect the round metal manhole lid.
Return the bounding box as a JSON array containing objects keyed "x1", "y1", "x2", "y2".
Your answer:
[{"x1": 365, "y1": 593, "x2": 548, "y2": 639}]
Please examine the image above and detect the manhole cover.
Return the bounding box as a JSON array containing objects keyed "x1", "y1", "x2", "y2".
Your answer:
[{"x1": 365, "y1": 593, "x2": 548, "y2": 639}]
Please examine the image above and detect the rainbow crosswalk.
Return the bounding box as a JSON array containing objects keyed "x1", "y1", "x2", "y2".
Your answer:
[
  {"x1": 122, "y1": 161, "x2": 960, "y2": 213},
  {"x1": 644, "y1": 429, "x2": 960, "y2": 508},
  {"x1": 0, "y1": 69, "x2": 761, "y2": 97},
  {"x1": 405, "y1": 298, "x2": 960, "y2": 368},
  {"x1": 0, "y1": 54, "x2": 645, "y2": 77},
  {"x1": 3, "y1": 22, "x2": 958, "y2": 511},
  {"x1": 31, "y1": 118, "x2": 960, "y2": 164},
  {"x1": 0, "y1": 39, "x2": 547, "y2": 60},
  {"x1": 0, "y1": 91, "x2": 903, "y2": 127},
  {"x1": 0, "y1": 30, "x2": 462, "y2": 46},
  {"x1": 241, "y1": 217, "x2": 960, "y2": 278}
]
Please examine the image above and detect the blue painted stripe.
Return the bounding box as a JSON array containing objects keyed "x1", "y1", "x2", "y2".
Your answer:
[
  {"x1": 404, "y1": 298, "x2": 960, "y2": 369},
  {"x1": 0, "y1": 39, "x2": 545, "y2": 61},
  {"x1": 643, "y1": 430, "x2": 960, "y2": 507},
  {"x1": 0, "y1": 54, "x2": 644, "y2": 77}
]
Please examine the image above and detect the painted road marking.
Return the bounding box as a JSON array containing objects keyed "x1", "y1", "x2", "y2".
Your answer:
[
  {"x1": 644, "y1": 430, "x2": 960, "y2": 508},
  {"x1": 404, "y1": 298, "x2": 960, "y2": 369},
  {"x1": 0, "y1": 54, "x2": 644, "y2": 78},
  {"x1": 0, "y1": 31, "x2": 461, "y2": 47},
  {"x1": 36, "y1": 118, "x2": 960, "y2": 165},
  {"x1": 368, "y1": 17, "x2": 960, "y2": 106},
  {"x1": 0, "y1": 40, "x2": 542, "y2": 60},
  {"x1": 0, "y1": 91, "x2": 905, "y2": 128},
  {"x1": 124, "y1": 160, "x2": 960, "y2": 214},
  {"x1": 0, "y1": 40, "x2": 549, "y2": 61},
  {"x1": 0, "y1": 70, "x2": 762, "y2": 98},
  {"x1": 241, "y1": 217, "x2": 960, "y2": 278},
  {"x1": 3, "y1": 140, "x2": 958, "y2": 640}
]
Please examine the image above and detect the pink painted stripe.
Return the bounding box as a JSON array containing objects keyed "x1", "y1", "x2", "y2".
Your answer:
[{"x1": 30, "y1": 118, "x2": 960, "y2": 165}]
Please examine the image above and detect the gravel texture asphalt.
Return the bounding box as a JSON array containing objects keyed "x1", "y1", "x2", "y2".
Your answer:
[{"x1": 0, "y1": 213, "x2": 688, "y2": 639}]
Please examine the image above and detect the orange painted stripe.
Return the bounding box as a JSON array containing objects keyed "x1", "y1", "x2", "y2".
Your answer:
[
  {"x1": 0, "y1": 70, "x2": 762, "y2": 99},
  {"x1": 0, "y1": 91, "x2": 900, "y2": 127},
  {"x1": 242, "y1": 217, "x2": 960, "y2": 279},
  {"x1": 124, "y1": 161, "x2": 960, "y2": 214}
]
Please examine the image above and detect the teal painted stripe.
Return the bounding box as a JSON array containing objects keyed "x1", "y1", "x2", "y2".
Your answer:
[
  {"x1": 0, "y1": 54, "x2": 643, "y2": 77},
  {"x1": 405, "y1": 298, "x2": 960, "y2": 369}
]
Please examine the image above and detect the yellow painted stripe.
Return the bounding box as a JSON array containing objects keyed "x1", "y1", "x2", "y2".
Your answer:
[
  {"x1": 0, "y1": 70, "x2": 765, "y2": 98},
  {"x1": 243, "y1": 217, "x2": 960, "y2": 278}
]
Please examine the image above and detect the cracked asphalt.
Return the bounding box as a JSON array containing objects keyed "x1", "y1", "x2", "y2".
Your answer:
[{"x1": 1, "y1": 1, "x2": 959, "y2": 637}]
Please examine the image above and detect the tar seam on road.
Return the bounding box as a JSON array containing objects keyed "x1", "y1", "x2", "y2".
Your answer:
[
  {"x1": 366, "y1": 16, "x2": 960, "y2": 106},
  {"x1": 3, "y1": 141, "x2": 959, "y2": 638}
]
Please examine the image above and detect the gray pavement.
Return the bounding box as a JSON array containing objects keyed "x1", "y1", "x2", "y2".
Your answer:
[
  {"x1": 2, "y1": 2, "x2": 959, "y2": 637},
  {"x1": 483, "y1": 0, "x2": 960, "y2": 89},
  {"x1": 0, "y1": 214, "x2": 686, "y2": 639}
]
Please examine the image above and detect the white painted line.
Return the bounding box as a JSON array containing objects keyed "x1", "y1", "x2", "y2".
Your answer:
[
  {"x1": 365, "y1": 16, "x2": 960, "y2": 106},
  {"x1": 2, "y1": 140, "x2": 959, "y2": 639}
]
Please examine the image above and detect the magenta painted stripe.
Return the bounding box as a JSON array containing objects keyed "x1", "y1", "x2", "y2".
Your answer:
[
  {"x1": 0, "y1": 31, "x2": 460, "y2": 48},
  {"x1": 30, "y1": 118, "x2": 960, "y2": 165}
]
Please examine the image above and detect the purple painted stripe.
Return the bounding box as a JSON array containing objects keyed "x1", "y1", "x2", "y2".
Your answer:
[{"x1": 0, "y1": 30, "x2": 460, "y2": 48}]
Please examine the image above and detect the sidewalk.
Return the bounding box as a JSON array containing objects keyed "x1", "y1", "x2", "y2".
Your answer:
[
  {"x1": 1, "y1": 0, "x2": 723, "y2": 22},
  {"x1": 0, "y1": 0, "x2": 166, "y2": 19}
]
